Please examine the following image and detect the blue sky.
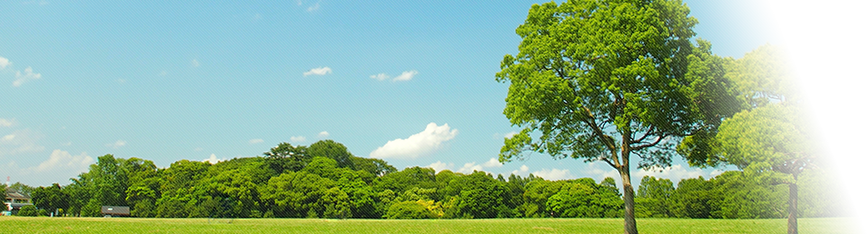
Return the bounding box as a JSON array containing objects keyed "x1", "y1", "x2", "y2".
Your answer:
[{"x1": 0, "y1": 0, "x2": 790, "y2": 187}]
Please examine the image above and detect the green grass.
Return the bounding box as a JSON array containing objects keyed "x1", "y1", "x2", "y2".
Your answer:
[{"x1": 0, "y1": 217, "x2": 854, "y2": 234}]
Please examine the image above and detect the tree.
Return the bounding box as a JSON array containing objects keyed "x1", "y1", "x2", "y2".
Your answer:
[
  {"x1": 634, "y1": 176, "x2": 674, "y2": 218},
  {"x1": 547, "y1": 178, "x2": 623, "y2": 218},
  {"x1": 691, "y1": 8, "x2": 867, "y2": 233},
  {"x1": 31, "y1": 183, "x2": 69, "y2": 217},
  {"x1": 264, "y1": 142, "x2": 311, "y2": 174},
  {"x1": 669, "y1": 176, "x2": 711, "y2": 218},
  {"x1": 308, "y1": 140, "x2": 356, "y2": 169},
  {"x1": 351, "y1": 156, "x2": 397, "y2": 177},
  {"x1": 497, "y1": 1, "x2": 718, "y2": 233}
]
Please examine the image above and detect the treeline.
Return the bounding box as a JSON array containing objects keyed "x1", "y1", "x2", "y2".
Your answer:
[
  {"x1": 633, "y1": 170, "x2": 838, "y2": 219},
  {"x1": 7, "y1": 140, "x2": 838, "y2": 219}
]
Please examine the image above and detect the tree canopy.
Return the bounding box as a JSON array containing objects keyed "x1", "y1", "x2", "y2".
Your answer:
[{"x1": 495, "y1": 0, "x2": 735, "y2": 233}]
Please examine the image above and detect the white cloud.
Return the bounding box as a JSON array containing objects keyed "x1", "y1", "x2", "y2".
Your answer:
[
  {"x1": 431, "y1": 158, "x2": 502, "y2": 174},
  {"x1": 106, "y1": 140, "x2": 126, "y2": 149},
  {"x1": 194, "y1": 147, "x2": 203, "y2": 152},
  {"x1": 369, "y1": 73, "x2": 390, "y2": 81},
  {"x1": 13, "y1": 66, "x2": 41, "y2": 87},
  {"x1": 296, "y1": 0, "x2": 302, "y2": 6},
  {"x1": 290, "y1": 136, "x2": 306, "y2": 143},
  {"x1": 426, "y1": 161, "x2": 454, "y2": 172},
  {"x1": 303, "y1": 66, "x2": 332, "y2": 76},
  {"x1": 191, "y1": 59, "x2": 200, "y2": 67},
  {"x1": 61, "y1": 141, "x2": 72, "y2": 146},
  {"x1": 0, "y1": 56, "x2": 9, "y2": 69},
  {"x1": 318, "y1": 131, "x2": 330, "y2": 138},
  {"x1": 634, "y1": 164, "x2": 711, "y2": 183},
  {"x1": 504, "y1": 131, "x2": 518, "y2": 139},
  {"x1": 159, "y1": 70, "x2": 167, "y2": 76},
  {"x1": 369, "y1": 122, "x2": 458, "y2": 159},
  {"x1": 392, "y1": 70, "x2": 417, "y2": 82},
  {"x1": 32, "y1": 150, "x2": 93, "y2": 173},
  {"x1": 249, "y1": 139, "x2": 264, "y2": 144},
  {"x1": 307, "y1": 2, "x2": 320, "y2": 12},
  {"x1": 511, "y1": 165, "x2": 530, "y2": 176},
  {"x1": 482, "y1": 158, "x2": 503, "y2": 168},
  {"x1": 0, "y1": 129, "x2": 44, "y2": 156},
  {"x1": 203, "y1": 154, "x2": 224, "y2": 164},
  {"x1": 458, "y1": 162, "x2": 484, "y2": 174},
  {"x1": 582, "y1": 161, "x2": 727, "y2": 188},
  {"x1": 532, "y1": 168, "x2": 575, "y2": 181}
]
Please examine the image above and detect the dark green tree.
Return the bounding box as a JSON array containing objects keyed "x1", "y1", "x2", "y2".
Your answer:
[
  {"x1": 31, "y1": 183, "x2": 69, "y2": 217},
  {"x1": 634, "y1": 176, "x2": 674, "y2": 218},
  {"x1": 669, "y1": 176, "x2": 711, "y2": 218},
  {"x1": 264, "y1": 142, "x2": 311, "y2": 174},
  {"x1": 308, "y1": 140, "x2": 356, "y2": 169}
]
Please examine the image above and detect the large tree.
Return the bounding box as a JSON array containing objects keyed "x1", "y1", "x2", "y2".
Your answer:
[
  {"x1": 690, "y1": 8, "x2": 867, "y2": 233},
  {"x1": 496, "y1": 0, "x2": 727, "y2": 233}
]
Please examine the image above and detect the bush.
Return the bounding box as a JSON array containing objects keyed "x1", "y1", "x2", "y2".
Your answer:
[
  {"x1": 17, "y1": 205, "x2": 38, "y2": 216},
  {"x1": 38, "y1": 209, "x2": 49, "y2": 216},
  {"x1": 385, "y1": 201, "x2": 435, "y2": 219}
]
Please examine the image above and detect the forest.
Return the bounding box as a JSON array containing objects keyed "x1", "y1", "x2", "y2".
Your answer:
[{"x1": 2, "y1": 139, "x2": 838, "y2": 220}]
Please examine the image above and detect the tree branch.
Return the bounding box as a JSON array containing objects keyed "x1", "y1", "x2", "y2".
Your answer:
[
  {"x1": 632, "y1": 134, "x2": 667, "y2": 151},
  {"x1": 633, "y1": 125, "x2": 656, "y2": 144}
]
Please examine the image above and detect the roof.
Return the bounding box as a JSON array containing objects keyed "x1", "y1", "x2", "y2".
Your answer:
[
  {"x1": 101, "y1": 206, "x2": 130, "y2": 215},
  {"x1": 4, "y1": 188, "x2": 30, "y2": 200}
]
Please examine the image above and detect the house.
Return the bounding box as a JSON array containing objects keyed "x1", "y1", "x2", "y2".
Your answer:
[
  {"x1": 4, "y1": 187, "x2": 33, "y2": 215},
  {"x1": 101, "y1": 206, "x2": 130, "y2": 217}
]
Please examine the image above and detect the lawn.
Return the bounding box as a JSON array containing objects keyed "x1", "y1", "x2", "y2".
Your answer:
[{"x1": 0, "y1": 217, "x2": 854, "y2": 234}]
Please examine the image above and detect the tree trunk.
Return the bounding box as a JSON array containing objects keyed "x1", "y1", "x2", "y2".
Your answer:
[
  {"x1": 620, "y1": 167, "x2": 638, "y2": 234},
  {"x1": 787, "y1": 179, "x2": 798, "y2": 234}
]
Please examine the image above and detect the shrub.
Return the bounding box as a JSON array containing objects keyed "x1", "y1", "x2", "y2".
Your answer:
[
  {"x1": 385, "y1": 201, "x2": 435, "y2": 219},
  {"x1": 17, "y1": 205, "x2": 38, "y2": 216}
]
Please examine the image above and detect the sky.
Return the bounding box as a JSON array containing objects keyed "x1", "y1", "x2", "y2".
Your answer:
[{"x1": 0, "y1": 1, "x2": 863, "y2": 220}]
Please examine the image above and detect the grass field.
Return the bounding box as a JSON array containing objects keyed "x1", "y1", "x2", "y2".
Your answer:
[{"x1": 0, "y1": 217, "x2": 854, "y2": 234}]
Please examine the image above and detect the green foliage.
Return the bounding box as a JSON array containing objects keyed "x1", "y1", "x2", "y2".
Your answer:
[
  {"x1": 546, "y1": 178, "x2": 624, "y2": 218},
  {"x1": 635, "y1": 176, "x2": 675, "y2": 218},
  {"x1": 352, "y1": 156, "x2": 397, "y2": 177},
  {"x1": 373, "y1": 166, "x2": 437, "y2": 195},
  {"x1": 308, "y1": 140, "x2": 356, "y2": 169},
  {"x1": 11, "y1": 139, "x2": 839, "y2": 222},
  {"x1": 263, "y1": 142, "x2": 311, "y2": 174},
  {"x1": 81, "y1": 199, "x2": 102, "y2": 217},
  {"x1": 385, "y1": 201, "x2": 436, "y2": 219},
  {"x1": 17, "y1": 205, "x2": 38, "y2": 216},
  {"x1": 497, "y1": 0, "x2": 708, "y2": 169},
  {"x1": 669, "y1": 177, "x2": 711, "y2": 218},
  {"x1": 32, "y1": 183, "x2": 69, "y2": 217},
  {"x1": 496, "y1": 1, "x2": 728, "y2": 232}
]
